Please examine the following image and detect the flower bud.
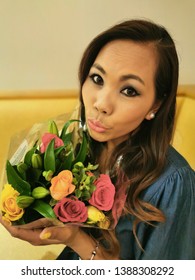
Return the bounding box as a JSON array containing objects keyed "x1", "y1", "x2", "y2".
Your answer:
[
  {"x1": 31, "y1": 154, "x2": 42, "y2": 169},
  {"x1": 87, "y1": 205, "x2": 105, "y2": 224},
  {"x1": 65, "y1": 143, "x2": 72, "y2": 153},
  {"x1": 32, "y1": 186, "x2": 50, "y2": 199},
  {"x1": 17, "y1": 162, "x2": 28, "y2": 174},
  {"x1": 72, "y1": 168, "x2": 79, "y2": 173},
  {"x1": 16, "y1": 195, "x2": 34, "y2": 208},
  {"x1": 74, "y1": 162, "x2": 84, "y2": 169},
  {"x1": 48, "y1": 120, "x2": 59, "y2": 136},
  {"x1": 84, "y1": 176, "x2": 92, "y2": 185},
  {"x1": 42, "y1": 170, "x2": 54, "y2": 181}
]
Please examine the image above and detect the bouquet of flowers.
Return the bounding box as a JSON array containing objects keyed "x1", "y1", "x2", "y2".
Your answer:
[{"x1": 0, "y1": 116, "x2": 120, "y2": 230}]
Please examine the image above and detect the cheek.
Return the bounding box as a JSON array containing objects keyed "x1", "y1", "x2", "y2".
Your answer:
[
  {"x1": 114, "y1": 107, "x2": 146, "y2": 133},
  {"x1": 82, "y1": 90, "x2": 95, "y2": 113},
  {"x1": 81, "y1": 85, "x2": 89, "y2": 107},
  {"x1": 121, "y1": 100, "x2": 152, "y2": 122},
  {"x1": 121, "y1": 105, "x2": 145, "y2": 121},
  {"x1": 82, "y1": 81, "x2": 96, "y2": 104}
]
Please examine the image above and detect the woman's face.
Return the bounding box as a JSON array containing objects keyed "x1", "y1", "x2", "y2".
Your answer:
[{"x1": 82, "y1": 39, "x2": 159, "y2": 150}]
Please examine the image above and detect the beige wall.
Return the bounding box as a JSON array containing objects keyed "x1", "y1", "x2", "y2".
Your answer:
[{"x1": 0, "y1": 0, "x2": 194, "y2": 91}]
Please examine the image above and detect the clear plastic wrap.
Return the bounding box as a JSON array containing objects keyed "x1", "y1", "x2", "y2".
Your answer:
[{"x1": 0, "y1": 112, "x2": 126, "y2": 230}]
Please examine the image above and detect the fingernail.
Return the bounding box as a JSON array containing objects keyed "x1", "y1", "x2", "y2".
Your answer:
[{"x1": 40, "y1": 232, "x2": 51, "y2": 240}]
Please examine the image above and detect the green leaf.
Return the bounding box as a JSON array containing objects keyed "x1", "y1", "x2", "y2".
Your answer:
[
  {"x1": 63, "y1": 131, "x2": 73, "y2": 145},
  {"x1": 6, "y1": 161, "x2": 31, "y2": 195},
  {"x1": 72, "y1": 132, "x2": 88, "y2": 165},
  {"x1": 81, "y1": 190, "x2": 91, "y2": 200},
  {"x1": 17, "y1": 162, "x2": 28, "y2": 180},
  {"x1": 31, "y1": 200, "x2": 56, "y2": 219},
  {"x1": 54, "y1": 146, "x2": 65, "y2": 157},
  {"x1": 44, "y1": 139, "x2": 55, "y2": 172},
  {"x1": 75, "y1": 189, "x2": 82, "y2": 198},
  {"x1": 86, "y1": 163, "x2": 99, "y2": 171},
  {"x1": 27, "y1": 167, "x2": 42, "y2": 182},
  {"x1": 58, "y1": 151, "x2": 74, "y2": 171},
  {"x1": 60, "y1": 119, "x2": 80, "y2": 142},
  {"x1": 89, "y1": 184, "x2": 96, "y2": 194}
]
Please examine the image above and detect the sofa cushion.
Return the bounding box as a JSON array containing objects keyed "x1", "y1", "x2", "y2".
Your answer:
[{"x1": 172, "y1": 86, "x2": 195, "y2": 169}]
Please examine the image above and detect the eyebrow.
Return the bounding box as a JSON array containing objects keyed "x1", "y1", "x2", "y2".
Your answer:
[{"x1": 92, "y1": 63, "x2": 145, "y2": 86}]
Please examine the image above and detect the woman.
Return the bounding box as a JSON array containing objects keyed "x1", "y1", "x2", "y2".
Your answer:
[{"x1": 0, "y1": 19, "x2": 194, "y2": 260}]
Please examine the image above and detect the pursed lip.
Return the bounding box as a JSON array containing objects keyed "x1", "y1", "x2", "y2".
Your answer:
[{"x1": 87, "y1": 119, "x2": 109, "y2": 133}]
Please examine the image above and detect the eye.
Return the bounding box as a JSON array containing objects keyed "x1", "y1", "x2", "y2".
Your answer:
[
  {"x1": 89, "y1": 74, "x2": 103, "y2": 86},
  {"x1": 121, "y1": 86, "x2": 140, "y2": 97}
]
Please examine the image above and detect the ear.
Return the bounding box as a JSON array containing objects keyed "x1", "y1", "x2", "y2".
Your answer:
[{"x1": 145, "y1": 100, "x2": 162, "y2": 121}]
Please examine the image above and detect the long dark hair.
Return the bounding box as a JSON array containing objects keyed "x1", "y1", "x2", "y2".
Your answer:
[{"x1": 78, "y1": 19, "x2": 179, "y2": 257}]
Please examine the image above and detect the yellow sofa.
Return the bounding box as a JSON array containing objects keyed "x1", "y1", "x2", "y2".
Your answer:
[
  {"x1": 0, "y1": 89, "x2": 78, "y2": 260},
  {"x1": 0, "y1": 85, "x2": 194, "y2": 260},
  {"x1": 172, "y1": 85, "x2": 195, "y2": 169}
]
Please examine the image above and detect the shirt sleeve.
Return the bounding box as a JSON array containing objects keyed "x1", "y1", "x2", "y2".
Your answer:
[{"x1": 116, "y1": 165, "x2": 195, "y2": 260}]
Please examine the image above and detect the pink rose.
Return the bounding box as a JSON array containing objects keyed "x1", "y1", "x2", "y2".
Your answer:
[
  {"x1": 54, "y1": 196, "x2": 88, "y2": 223},
  {"x1": 89, "y1": 174, "x2": 115, "y2": 211},
  {"x1": 40, "y1": 133, "x2": 64, "y2": 153}
]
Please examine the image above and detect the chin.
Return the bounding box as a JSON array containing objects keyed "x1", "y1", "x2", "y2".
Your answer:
[{"x1": 88, "y1": 130, "x2": 108, "y2": 143}]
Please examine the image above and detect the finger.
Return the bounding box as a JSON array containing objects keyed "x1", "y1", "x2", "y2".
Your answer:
[
  {"x1": 0, "y1": 216, "x2": 63, "y2": 245},
  {"x1": 40, "y1": 224, "x2": 79, "y2": 244},
  {"x1": 8, "y1": 224, "x2": 61, "y2": 245},
  {"x1": 15, "y1": 218, "x2": 64, "y2": 230},
  {"x1": 0, "y1": 216, "x2": 13, "y2": 229}
]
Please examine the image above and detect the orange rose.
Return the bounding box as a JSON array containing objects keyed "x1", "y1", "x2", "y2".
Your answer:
[{"x1": 50, "y1": 170, "x2": 75, "y2": 200}]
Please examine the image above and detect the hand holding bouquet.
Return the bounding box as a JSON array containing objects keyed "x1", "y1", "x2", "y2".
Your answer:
[{"x1": 0, "y1": 118, "x2": 117, "y2": 229}]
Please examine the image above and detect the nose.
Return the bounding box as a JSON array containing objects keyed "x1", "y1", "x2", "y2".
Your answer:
[{"x1": 93, "y1": 89, "x2": 113, "y2": 115}]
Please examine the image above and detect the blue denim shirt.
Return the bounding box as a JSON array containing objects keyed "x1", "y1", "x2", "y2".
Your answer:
[{"x1": 57, "y1": 146, "x2": 195, "y2": 260}]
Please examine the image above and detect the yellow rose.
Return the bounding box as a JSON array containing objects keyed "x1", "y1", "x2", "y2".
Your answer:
[
  {"x1": 97, "y1": 216, "x2": 110, "y2": 229},
  {"x1": 0, "y1": 184, "x2": 24, "y2": 222},
  {"x1": 87, "y1": 205, "x2": 106, "y2": 224},
  {"x1": 87, "y1": 205, "x2": 111, "y2": 229}
]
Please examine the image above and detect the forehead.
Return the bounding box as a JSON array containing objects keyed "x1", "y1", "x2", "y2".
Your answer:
[{"x1": 94, "y1": 40, "x2": 158, "y2": 77}]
